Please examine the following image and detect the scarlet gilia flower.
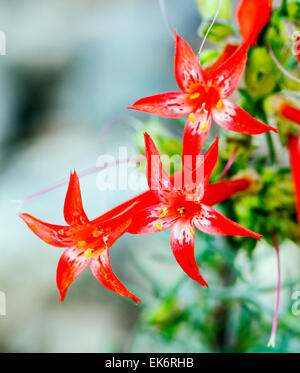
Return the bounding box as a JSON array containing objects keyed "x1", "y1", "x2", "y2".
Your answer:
[
  {"x1": 280, "y1": 103, "x2": 300, "y2": 225},
  {"x1": 128, "y1": 133, "x2": 262, "y2": 286},
  {"x1": 128, "y1": 32, "x2": 277, "y2": 158},
  {"x1": 19, "y1": 171, "x2": 142, "y2": 304},
  {"x1": 236, "y1": 0, "x2": 272, "y2": 45}
]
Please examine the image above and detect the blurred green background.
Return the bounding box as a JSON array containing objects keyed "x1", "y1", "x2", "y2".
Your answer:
[{"x1": 0, "y1": 0, "x2": 300, "y2": 353}]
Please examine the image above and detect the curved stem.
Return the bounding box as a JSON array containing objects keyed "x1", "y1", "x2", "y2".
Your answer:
[
  {"x1": 268, "y1": 45, "x2": 300, "y2": 84},
  {"x1": 158, "y1": 0, "x2": 174, "y2": 40},
  {"x1": 220, "y1": 147, "x2": 238, "y2": 180},
  {"x1": 22, "y1": 159, "x2": 132, "y2": 202},
  {"x1": 268, "y1": 231, "x2": 281, "y2": 348},
  {"x1": 198, "y1": 0, "x2": 222, "y2": 57}
]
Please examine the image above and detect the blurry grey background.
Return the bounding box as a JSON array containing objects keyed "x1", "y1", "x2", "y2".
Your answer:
[
  {"x1": 0, "y1": 0, "x2": 203, "y2": 353},
  {"x1": 0, "y1": 0, "x2": 299, "y2": 353}
]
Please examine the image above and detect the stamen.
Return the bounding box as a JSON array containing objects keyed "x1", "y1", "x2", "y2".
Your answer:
[
  {"x1": 159, "y1": 208, "x2": 168, "y2": 218},
  {"x1": 200, "y1": 122, "x2": 209, "y2": 131},
  {"x1": 154, "y1": 223, "x2": 163, "y2": 231},
  {"x1": 93, "y1": 228, "x2": 101, "y2": 238},
  {"x1": 189, "y1": 113, "x2": 195, "y2": 124},
  {"x1": 44, "y1": 237, "x2": 52, "y2": 243},
  {"x1": 189, "y1": 226, "x2": 195, "y2": 236},
  {"x1": 177, "y1": 206, "x2": 186, "y2": 216},
  {"x1": 190, "y1": 92, "x2": 201, "y2": 100},
  {"x1": 77, "y1": 240, "x2": 87, "y2": 247},
  {"x1": 84, "y1": 248, "x2": 93, "y2": 258},
  {"x1": 216, "y1": 100, "x2": 223, "y2": 109}
]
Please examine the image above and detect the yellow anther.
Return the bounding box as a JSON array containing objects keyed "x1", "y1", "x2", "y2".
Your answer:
[
  {"x1": 188, "y1": 113, "x2": 195, "y2": 124},
  {"x1": 216, "y1": 100, "x2": 223, "y2": 109},
  {"x1": 93, "y1": 228, "x2": 101, "y2": 238},
  {"x1": 189, "y1": 227, "x2": 195, "y2": 236},
  {"x1": 189, "y1": 92, "x2": 200, "y2": 100},
  {"x1": 77, "y1": 240, "x2": 87, "y2": 247},
  {"x1": 84, "y1": 248, "x2": 93, "y2": 258},
  {"x1": 159, "y1": 208, "x2": 168, "y2": 218},
  {"x1": 154, "y1": 223, "x2": 163, "y2": 231},
  {"x1": 200, "y1": 122, "x2": 209, "y2": 131},
  {"x1": 177, "y1": 206, "x2": 186, "y2": 216}
]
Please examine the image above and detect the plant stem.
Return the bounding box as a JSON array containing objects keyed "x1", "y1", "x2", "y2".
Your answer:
[
  {"x1": 265, "y1": 131, "x2": 276, "y2": 164},
  {"x1": 268, "y1": 231, "x2": 281, "y2": 348}
]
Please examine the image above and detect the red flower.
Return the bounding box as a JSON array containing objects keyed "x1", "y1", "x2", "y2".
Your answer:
[
  {"x1": 280, "y1": 103, "x2": 300, "y2": 225},
  {"x1": 19, "y1": 171, "x2": 143, "y2": 304},
  {"x1": 128, "y1": 133, "x2": 262, "y2": 286},
  {"x1": 236, "y1": 0, "x2": 272, "y2": 45},
  {"x1": 280, "y1": 103, "x2": 300, "y2": 126},
  {"x1": 128, "y1": 32, "x2": 277, "y2": 158}
]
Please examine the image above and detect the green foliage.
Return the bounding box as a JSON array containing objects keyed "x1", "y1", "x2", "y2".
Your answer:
[
  {"x1": 198, "y1": 21, "x2": 235, "y2": 43},
  {"x1": 195, "y1": 0, "x2": 232, "y2": 21}
]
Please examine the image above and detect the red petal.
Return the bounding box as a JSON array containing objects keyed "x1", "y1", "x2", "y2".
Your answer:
[
  {"x1": 280, "y1": 103, "x2": 300, "y2": 126},
  {"x1": 208, "y1": 42, "x2": 249, "y2": 99},
  {"x1": 288, "y1": 135, "x2": 300, "y2": 225},
  {"x1": 213, "y1": 100, "x2": 278, "y2": 134},
  {"x1": 236, "y1": 0, "x2": 272, "y2": 45},
  {"x1": 182, "y1": 110, "x2": 212, "y2": 159},
  {"x1": 170, "y1": 220, "x2": 207, "y2": 286},
  {"x1": 56, "y1": 246, "x2": 90, "y2": 302},
  {"x1": 174, "y1": 31, "x2": 205, "y2": 93},
  {"x1": 90, "y1": 248, "x2": 141, "y2": 305},
  {"x1": 193, "y1": 204, "x2": 262, "y2": 239},
  {"x1": 182, "y1": 136, "x2": 219, "y2": 201},
  {"x1": 93, "y1": 191, "x2": 159, "y2": 225},
  {"x1": 128, "y1": 92, "x2": 195, "y2": 118},
  {"x1": 204, "y1": 44, "x2": 239, "y2": 81},
  {"x1": 19, "y1": 213, "x2": 73, "y2": 247},
  {"x1": 201, "y1": 178, "x2": 251, "y2": 206},
  {"x1": 144, "y1": 132, "x2": 172, "y2": 196},
  {"x1": 100, "y1": 214, "x2": 133, "y2": 248},
  {"x1": 127, "y1": 203, "x2": 178, "y2": 234},
  {"x1": 64, "y1": 170, "x2": 89, "y2": 226}
]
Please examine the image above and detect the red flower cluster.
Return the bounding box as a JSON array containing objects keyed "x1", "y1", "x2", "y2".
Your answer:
[{"x1": 20, "y1": 0, "x2": 289, "y2": 304}]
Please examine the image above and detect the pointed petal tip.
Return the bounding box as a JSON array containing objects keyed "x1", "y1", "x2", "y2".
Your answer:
[
  {"x1": 58, "y1": 288, "x2": 66, "y2": 303},
  {"x1": 196, "y1": 276, "x2": 208, "y2": 288},
  {"x1": 134, "y1": 297, "x2": 143, "y2": 306}
]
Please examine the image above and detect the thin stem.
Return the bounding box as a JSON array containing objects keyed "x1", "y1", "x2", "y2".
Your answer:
[
  {"x1": 21, "y1": 159, "x2": 131, "y2": 202},
  {"x1": 268, "y1": 45, "x2": 300, "y2": 84},
  {"x1": 158, "y1": 0, "x2": 174, "y2": 40},
  {"x1": 220, "y1": 147, "x2": 238, "y2": 181},
  {"x1": 198, "y1": 0, "x2": 222, "y2": 57},
  {"x1": 268, "y1": 231, "x2": 281, "y2": 348},
  {"x1": 265, "y1": 131, "x2": 276, "y2": 164}
]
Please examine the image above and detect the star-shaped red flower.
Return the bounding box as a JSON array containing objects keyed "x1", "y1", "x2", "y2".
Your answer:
[
  {"x1": 128, "y1": 31, "x2": 277, "y2": 158},
  {"x1": 128, "y1": 133, "x2": 262, "y2": 286},
  {"x1": 19, "y1": 171, "x2": 143, "y2": 304}
]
